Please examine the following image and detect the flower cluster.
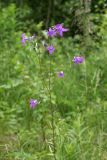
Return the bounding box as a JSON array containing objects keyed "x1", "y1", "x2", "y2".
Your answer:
[
  {"x1": 47, "y1": 24, "x2": 69, "y2": 55},
  {"x1": 47, "y1": 24, "x2": 69, "y2": 37},
  {"x1": 21, "y1": 24, "x2": 85, "y2": 108}
]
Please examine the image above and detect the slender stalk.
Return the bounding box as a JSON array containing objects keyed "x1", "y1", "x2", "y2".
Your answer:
[
  {"x1": 48, "y1": 55, "x2": 56, "y2": 160},
  {"x1": 37, "y1": 49, "x2": 49, "y2": 92},
  {"x1": 37, "y1": 50, "x2": 46, "y2": 148},
  {"x1": 41, "y1": 115, "x2": 46, "y2": 148},
  {"x1": 84, "y1": 59, "x2": 88, "y2": 108}
]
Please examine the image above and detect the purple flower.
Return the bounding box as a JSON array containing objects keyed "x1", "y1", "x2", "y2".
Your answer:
[
  {"x1": 72, "y1": 56, "x2": 84, "y2": 64},
  {"x1": 21, "y1": 33, "x2": 28, "y2": 45},
  {"x1": 54, "y1": 24, "x2": 69, "y2": 37},
  {"x1": 30, "y1": 99, "x2": 38, "y2": 109},
  {"x1": 47, "y1": 28, "x2": 56, "y2": 37},
  {"x1": 57, "y1": 71, "x2": 64, "y2": 78},
  {"x1": 47, "y1": 24, "x2": 69, "y2": 38},
  {"x1": 47, "y1": 45, "x2": 55, "y2": 54},
  {"x1": 21, "y1": 33, "x2": 35, "y2": 45}
]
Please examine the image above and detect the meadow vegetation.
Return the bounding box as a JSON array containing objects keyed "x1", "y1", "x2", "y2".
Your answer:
[{"x1": 0, "y1": 1, "x2": 107, "y2": 159}]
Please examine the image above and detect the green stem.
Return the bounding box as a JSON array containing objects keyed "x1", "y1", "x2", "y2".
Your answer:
[
  {"x1": 37, "y1": 50, "x2": 46, "y2": 148},
  {"x1": 48, "y1": 55, "x2": 56, "y2": 160},
  {"x1": 41, "y1": 115, "x2": 46, "y2": 148},
  {"x1": 37, "y1": 49, "x2": 49, "y2": 92},
  {"x1": 84, "y1": 59, "x2": 88, "y2": 108}
]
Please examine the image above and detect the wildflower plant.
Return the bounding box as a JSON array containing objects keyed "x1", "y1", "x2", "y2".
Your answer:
[{"x1": 21, "y1": 23, "x2": 85, "y2": 159}]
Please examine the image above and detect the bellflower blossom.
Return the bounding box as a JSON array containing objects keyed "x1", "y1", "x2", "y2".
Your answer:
[
  {"x1": 47, "y1": 45, "x2": 55, "y2": 54},
  {"x1": 54, "y1": 24, "x2": 69, "y2": 37},
  {"x1": 21, "y1": 33, "x2": 35, "y2": 45},
  {"x1": 47, "y1": 28, "x2": 56, "y2": 37},
  {"x1": 21, "y1": 33, "x2": 28, "y2": 45},
  {"x1": 47, "y1": 24, "x2": 69, "y2": 37},
  {"x1": 30, "y1": 99, "x2": 38, "y2": 109},
  {"x1": 57, "y1": 71, "x2": 64, "y2": 78},
  {"x1": 72, "y1": 56, "x2": 84, "y2": 64}
]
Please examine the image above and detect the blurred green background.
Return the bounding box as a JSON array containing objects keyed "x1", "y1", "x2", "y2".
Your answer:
[{"x1": 0, "y1": 0, "x2": 107, "y2": 160}]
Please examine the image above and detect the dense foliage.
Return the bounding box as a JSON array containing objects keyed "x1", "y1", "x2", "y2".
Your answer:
[{"x1": 0, "y1": 0, "x2": 107, "y2": 160}]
